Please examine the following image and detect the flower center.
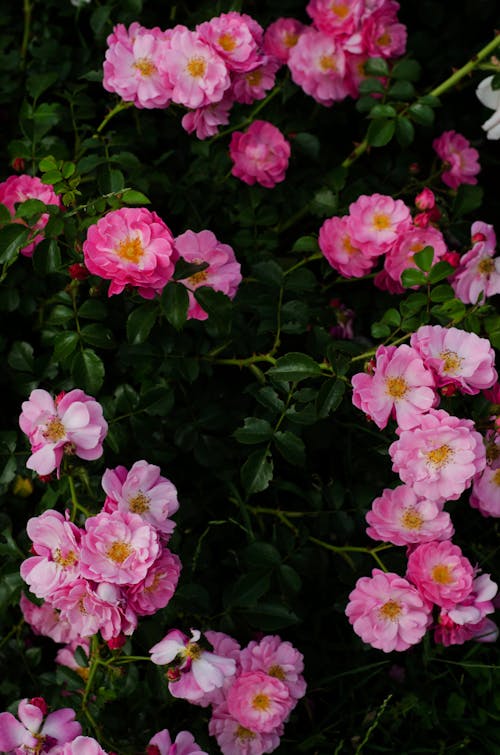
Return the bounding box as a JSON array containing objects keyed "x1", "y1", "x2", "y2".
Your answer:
[
  {"x1": 331, "y1": 2, "x2": 349, "y2": 18},
  {"x1": 377, "y1": 32, "x2": 392, "y2": 47},
  {"x1": 493, "y1": 469, "x2": 500, "y2": 487},
  {"x1": 235, "y1": 725, "x2": 256, "y2": 741},
  {"x1": 128, "y1": 492, "x2": 150, "y2": 514},
  {"x1": 186, "y1": 56, "x2": 207, "y2": 78},
  {"x1": 400, "y1": 507, "x2": 423, "y2": 531},
  {"x1": 342, "y1": 235, "x2": 357, "y2": 255},
  {"x1": 385, "y1": 376, "x2": 409, "y2": 399},
  {"x1": 379, "y1": 600, "x2": 401, "y2": 621},
  {"x1": 106, "y1": 541, "x2": 133, "y2": 564},
  {"x1": 372, "y1": 213, "x2": 391, "y2": 231},
  {"x1": 218, "y1": 33, "x2": 236, "y2": 52},
  {"x1": 187, "y1": 269, "x2": 209, "y2": 286},
  {"x1": 284, "y1": 32, "x2": 299, "y2": 48},
  {"x1": 246, "y1": 69, "x2": 263, "y2": 86},
  {"x1": 252, "y1": 693, "x2": 271, "y2": 711},
  {"x1": 440, "y1": 350, "x2": 462, "y2": 374},
  {"x1": 431, "y1": 563, "x2": 453, "y2": 584},
  {"x1": 116, "y1": 236, "x2": 144, "y2": 264},
  {"x1": 184, "y1": 642, "x2": 202, "y2": 661},
  {"x1": 478, "y1": 258, "x2": 495, "y2": 274},
  {"x1": 426, "y1": 444, "x2": 453, "y2": 469},
  {"x1": 134, "y1": 58, "x2": 156, "y2": 77},
  {"x1": 53, "y1": 548, "x2": 77, "y2": 568},
  {"x1": 319, "y1": 54, "x2": 336, "y2": 72},
  {"x1": 268, "y1": 664, "x2": 286, "y2": 680},
  {"x1": 144, "y1": 572, "x2": 162, "y2": 593},
  {"x1": 43, "y1": 417, "x2": 66, "y2": 442}
]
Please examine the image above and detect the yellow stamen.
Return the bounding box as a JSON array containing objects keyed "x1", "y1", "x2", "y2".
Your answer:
[
  {"x1": 426, "y1": 444, "x2": 453, "y2": 469},
  {"x1": 331, "y1": 2, "x2": 350, "y2": 18},
  {"x1": 252, "y1": 693, "x2": 271, "y2": 711},
  {"x1": 106, "y1": 541, "x2": 133, "y2": 564},
  {"x1": 478, "y1": 258, "x2": 495, "y2": 274},
  {"x1": 54, "y1": 548, "x2": 77, "y2": 568},
  {"x1": 400, "y1": 508, "x2": 423, "y2": 531},
  {"x1": 283, "y1": 32, "x2": 299, "y2": 48},
  {"x1": 493, "y1": 469, "x2": 500, "y2": 487},
  {"x1": 129, "y1": 492, "x2": 150, "y2": 514},
  {"x1": 377, "y1": 32, "x2": 392, "y2": 47},
  {"x1": 246, "y1": 69, "x2": 262, "y2": 86},
  {"x1": 372, "y1": 213, "x2": 391, "y2": 231},
  {"x1": 184, "y1": 642, "x2": 202, "y2": 661},
  {"x1": 342, "y1": 236, "x2": 357, "y2": 255},
  {"x1": 43, "y1": 418, "x2": 66, "y2": 442},
  {"x1": 235, "y1": 725, "x2": 256, "y2": 741},
  {"x1": 116, "y1": 236, "x2": 144, "y2": 264},
  {"x1": 133, "y1": 58, "x2": 157, "y2": 77},
  {"x1": 319, "y1": 55, "x2": 336, "y2": 72},
  {"x1": 186, "y1": 57, "x2": 207, "y2": 78},
  {"x1": 385, "y1": 376, "x2": 409, "y2": 399},
  {"x1": 431, "y1": 563, "x2": 453, "y2": 584},
  {"x1": 187, "y1": 269, "x2": 209, "y2": 286},
  {"x1": 268, "y1": 664, "x2": 286, "y2": 680},
  {"x1": 440, "y1": 350, "x2": 462, "y2": 374},
  {"x1": 379, "y1": 600, "x2": 401, "y2": 621},
  {"x1": 218, "y1": 33, "x2": 236, "y2": 52}
]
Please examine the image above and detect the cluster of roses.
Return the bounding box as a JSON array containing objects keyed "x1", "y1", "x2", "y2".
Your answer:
[
  {"x1": 0, "y1": 697, "x2": 206, "y2": 754},
  {"x1": 149, "y1": 628, "x2": 306, "y2": 755},
  {"x1": 0, "y1": 174, "x2": 61, "y2": 258},
  {"x1": 346, "y1": 323, "x2": 499, "y2": 651}
]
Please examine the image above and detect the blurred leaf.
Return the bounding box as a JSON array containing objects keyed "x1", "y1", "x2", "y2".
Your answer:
[
  {"x1": 72, "y1": 348, "x2": 104, "y2": 394},
  {"x1": 241, "y1": 448, "x2": 273, "y2": 495},
  {"x1": 367, "y1": 118, "x2": 395, "y2": 147},
  {"x1": 234, "y1": 418, "x2": 273, "y2": 445},
  {"x1": 126, "y1": 304, "x2": 157, "y2": 344},
  {"x1": 274, "y1": 431, "x2": 306, "y2": 466}
]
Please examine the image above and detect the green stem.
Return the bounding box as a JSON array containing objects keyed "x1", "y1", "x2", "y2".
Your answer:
[
  {"x1": 350, "y1": 332, "x2": 411, "y2": 363},
  {"x1": 21, "y1": 0, "x2": 32, "y2": 66},
  {"x1": 67, "y1": 474, "x2": 91, "y2": 520},
  {"x1": 82, "y1": 636, "x2": 100, "y2": 706},
  {"x1": 209, "y1": 84, "x2": 284, "y2": 143},
  {"x1": 95, "y1": 101, "x2": 134, "y2": 135},
  {"x1": 308, "y1": 536, "x2": 391, "y2": 571},
  {"x1": 207, "y1": 353, "x2": 277, "y2": 368}
]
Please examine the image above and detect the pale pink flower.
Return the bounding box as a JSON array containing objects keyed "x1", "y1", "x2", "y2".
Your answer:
[
  {"x1": 360, "y1": 1, "x2": 407, "y2": 59},
  {"x1": 447, "y1": 572, "x2": 497, "y2": 626},
  {"x1": 348, "y1": 193, "x2": 411, "y2": 254},
  {"x1": 150, "y1": 629, "x2": 236, "y2": 703},
  {"x1": 366, "y1": 485, "x2": 454, "y2": 546},
  {"x1": 389, "y1": 409, "x2": 486, "y2": 503},
  {"x1": 21, "y1": 510, "x2": 81, "y2": 599},
  {"x1": 351, "y1": 344, "x2": 436, "y2": 430},
  {"x1": 229, "y1": 121, "x2": 290, "y2": 189},
  {"x1": 126, "y1": 548, "x2": 181, "y2": 615},
  {"x1": 435, "y1": 614, "x2": 498, "y2": 646},
  {"x1": 197, "y1": 13, "x2": 260, "y2": 73},
  {"x1": 19, "y1": 388, "x2": 107, "y2": 477},
  {"x1": 476, "y1": 75, "x2": 500, "y2": 140},
  {"x1": 80, "y1": 510, "x2": 159, "y2": 586},
  {"x1": 103, "y1": 24, "x2": 172, "y2": 109},
  {"x1": 83, "y1": 207, "x2": 177, "y2": 299},
  {"x1": 345, "y1": 569, "x2": 432, "y2": 652},
  {"x1": 451, "y1": 221, "x2": 500, "y2": 304},
  {"x1": 163, "y1": 28, "x2": 230, "y2": 109},
  {"x1": 433, "y1": 130, "x2": 480, "y2": 189},
  {"x1": 181, "y1": 97, "x2": 232, "y2": 140},
  {"x1": 174, "y1": 229, "x2": 242, "y2": 320},
  {"x1": 209, "y1": 702, "x2": 282, "y2": 755},
  {"x1": 410, "y1": 325, "x2": 497, "y2": 395},
  {"x1": 226, "y1": 670, "x2": 292, "y2": 734},
  {"x1": 230, "y1": 59, "x2": 280, "y2": 105},
  {"x1": 287, "y1": 28, "x2": 348, "y2": 106},
  {"x1": 407, "y1": 541, "x2": 475, "y2": 609},
  {"x1": 0, "y1": 699, "x2": 81, "y2": 753},
  {"x1": 263, "y1": 18, "x2": 306, "y2": 63},
  {"x1": 147, "y1": 728, "x2": 208, "y2": 755},
  {"x1": 319, "y1": 215, "x2": 379, "y2": 278},
  {"x1": 306, "y1": 0, "x2": 364, "y2": 37},
  {"x1": 384, "y1": 225, "x2": 448, "y2": 285},
  {"x1": 470, "y1": 466, "x2": 500, "y2": 517},
  {"x1": 0, "y1": 175, "x2": 62, "y2": 257},
  {"x1": 239, "y1": 636, "x2": 306, "y2": 702},
  {"x1": 50, "y1": 736, "x2": 108, "y2": 755},
  {"x1": 55, "y1": 639, "x2": 90, "y2": 680},
  {"x1": 20, "y1": 594, "x2": 78, "y2": 644},
  {"x1": 102, "y1": 460, "x2": 179, "y2": 537}
]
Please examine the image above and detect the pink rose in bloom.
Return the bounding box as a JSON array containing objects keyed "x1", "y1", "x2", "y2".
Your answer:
[
  {"x1": 384, "y1": 225, "x2": 448, "y2": 285},
  {"x1": 126, "y1": 548, "x2": 181, "y2": 615},
  {"x1": 435, "y1": 614, "x2": 499, "y2": 647},
  {"x1": 451, "y1": 221, "x2": 500, "y2": 304},
  {"x1": 351, "y1": 344, "x2": 436, "y2": 430},
  {"x1": 147, "y1": 728, "x2": 208, "y2": 755},
  {"x1": 406, "y1": 541, "x2": 475, "y2": 609},
  {"x1": 163, "y1": 28, "x2": 230, "y2": 109},
  {"x1": 229, "y1": 121, "x2": 290, "y2": 189},
  {"x1": 432, "y1": 130, "x2": 480, "y2": 189},
  {"x1": 79, "y1": 510, "x2": 159, "y2": 586},
  {"x1": 51, "y1": 736, "x2": 108, "y2": 755},
  {"x1": 174, "y1": 229, "x2": 242, "y2": 320},
  {"x1": 20, "y1": 509, "x2": 81, "y2": 599},
  {"x1": 83, "y1": 207, "x2": 177, "y2": 299},
  {"x1": 389, "y1": 409, "x2": 486, "y2": 503},
  {"x1": 410, "y1": 325, "x2": 497, "y2": 395},
  {"x1": 19, "y1": 388, "x2": 108, "y2": 477},
  {"x1": 263, "y1": 18, "x2": 306, "y2": 63},
  {"x1": 102, "y1": 460, "x2": 179, "y2": 537},
  {"x1": 360, "y1": 1, "x2": 407, "y2": 58},
  {"x1": 181, "y1": 97, "x2": 232, "y2": 140},
  {"x1": 306, "y1": 0, "x2": 364, "y2": 37},
  {"x1": 209, "y1": 702, "x2": 282, "y2": 755},
  {"x1": 196, "y1": 13, "x2": 260, "y2": 73},
  {"x1": 230, "y1": 59, "x2": 280, "y2": 105},
  {"x1": 348, "y1": 193, "x2": 412, "y2": 254},
  {"x1": 103, "y1": 24, "x2": 172, "y2": 109},
  {"x1": 20, "y1": 594, "x2": 77, "y2": 644},
  {"x1": 287, "y1": 28, "x2": 348, "y2": 106},
  {"x1": 470, "y1": 466, "x2": 500, "y2": 517},
  {"x1": 345, "y1": 569, "x2": 432, "y2": 652},
  {"x1": 226, "y1": 670, "x2": 292, "y2": 734},
  {"x1": 319, "y1": 215, "x2": 379, "y2": 278},
  {"x1": 239, "y1": 635, "x2": 307, "y2": 702},
  {"x1": 366, "y1": 485, "x2": 454, "y2": 546},
  {"x1": 446, "y1": 573, "x2": 498, "y2": 626},
  {"x1": 0, "y1": 699, "x2": 81, "y2": 753},
  {"x1": 0, "y1": 174, "x2": 62, "y2": 257}
]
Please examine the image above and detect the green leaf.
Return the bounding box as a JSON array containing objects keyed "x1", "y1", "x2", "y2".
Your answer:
[
  {"x1": 32, "y1": 239, "x2": 61, "y2": 274},
  {"x1": 161, "y1": 282, "x2": 189, "y2": 330},
  {"x1": 366, "y1": 118, "x2": 395, "y2": 147},
  {"x1": 243, "y1": 542, "x2": 281, "y2": 568},
  {"x1": 80, "y1": 323, "x2": 115, "y2": 349},
  {"x1": 428, "y1": 260, "x2": 454, "y2": 284},
  {"x1": 395, "y1": 117, "x2": 415, "y2": 147},
  {"x1": 381, "y1": 308, "x2": 401, "y2": 327},
  {"x1": 388, "y1": 80, "x2": 415, "y2": 100},
  {"x1": 234, "y1": 418, "x2": 273, "y2": 445},
  {"x1": 78, "y1": 300, "x2": 107, "y2": 320},
  {"x1": 293, "y1": 132, "x2": 320, "y2": 159},
  {"x1": 193, "y1": 287, "x2": 232, "y2": 333},
  {"x1": 72, "y1": 348, "x2": 105, "y2": 394},
  {"x1": 391, "y1": 59, "x2": 422, "y2": 81},
  {"x1": 7, "y1": 341, "x2": 34, "y2": 372},
  {"x1": 315, "y1": 379, "x2": 345, "y2": 418},
  {"x1": 239, "y1": 602, "x2": 299, "y2": 631},
  {"x1": 0, "y1": 225, "x2": 31, "y2": 264},
  {"x1": 413, "y1": 245, "x2": 434, "y2": 272},
  {"x1": 401, "y1": 267, "x2": 427, "y2": 288},
  {"x1": 121, "y1": 189, "x2": 151, "y2": 205},
  {"x1": 368, "y1": 104, "x2": 397, "y2": 119},
  {"x1": 39, "y1": 155, "x2": 58, "y2": 172},
  {"x1": 453, "y1": 185, "x2": 484, "y2": 217},
  {"x1": 430, "y1": 284, "x2": 454, "y2": 302},
  {"x1": 26, "y1": 72, "x2": 58, "y2": 101},
  {"x1": 74, "y1": 645, "x2": 89, "y2": 667},
  {"x1": 126, "y1": 303, "x2": 157, "y2": 344},
  {"x1": 408, "y1": 102, "x2": 435, "y2": 126},
  {"x1": 241, "y1": 448, "x2": 273, "y2": 495},
  {"x1": 371, "y1": 321, "x2": 391, "y2": 338},
  {"x1": 364, "y1": 57, "x2": 389, "y2": 76},
  {"x1": 15, "y1": 199, "x2": 46, "y2": 220},
  {"x1": 310, "y1": 188, "x2": 338, "y2": 217},
  {"x1": 291, "y1": 236, "x2": 319, "y2": 253},
  {"x1": 53, "y1": 331, "x2": 79, "y2": 361},
  {"x1": 226, "y1": 573, "x2": 271, "y2": 607},
  {"x1": 268, "y1": 352, "x2": 322, "y2": 383},
  {"x1": 41, "y1": 169, "x2": 63, "y2": 185},
  {"x1": 0, "y1": 203, "x2": 11, "y2": 224},
  {"x1": 359, "y1": 78, "x2": 385, "y2": 94},
  {"x1": 252, "y1": 261, "x2": 283, "y2": 287},
  {"x1": 274, "y1": 430, "x2": 306, "y2": 466}
]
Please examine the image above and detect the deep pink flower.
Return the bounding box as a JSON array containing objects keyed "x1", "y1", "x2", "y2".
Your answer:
[
  {"x1": 470, "y1": 466, "x2": 500, "y2": 517},
  {"x1": 435, "y1": 614, "x2": 498, "y2": 646},
  {"x1": 406, "y1": 541, "x2": 474, "y2": 609},
  {"x1": 209, "y1": 702, "x2": 282, "y2": 755},
  {"x1": 389, "y1": 409, "x2": 486, "y2": 503},
  {"x1": 263, "y1": 18, "x2": 306, "y2": 63},
  {"x1": 148, "y1": 728, "x2": 208, "y2": 755},
  {"x1": 360, "y1": 1, "x2": 407, "y2": 59},
  {"x1": 433, "y1": 130, "x2": 480, "y2": 189},
  {"x1": 451, "y1": 221, "x2": 500, "y2": 304},
  {"x1": 229, "y1": 121, "x2": 290, "y2": 189},
  {"x1": 306, "y1": 0, "x2": 364, "y2": 37},
  {"x1": 83, "y1": 207, "x2": 177, "y2": 299},
  {"x1": 20, "y1": 593, "x2": 77, "y2": 644},
  {"x1": 174, "y1": 229, "x2": 242, "y2": 320},
  {"x1": 351, "y1": 344, "x2": 436, "y2": 430},
  {"x1": 348, "y1": 193, "x2": 412, "y2": 254},
  {"x1": 345, "y1": 569, "x2": 432, "y2": 652},
  {"x1": 126, "y1": 548, "x2": 181, "y2": 615},
  {"x1": 0, "y1": 699, "x2": 81, "y2": 753},
  {"x1": 287, "y1": 28, "x2": 348, "y2": 106},
  {"x1": 319, "y1": 215, "x2": 380, "y2": 278},
  {"x1": 226, "y1": 670, "x2": 292, "y2": 734},
  {"x1": 0, "y1": 175, "x2": 62, "y2": 257},
  {"x1": 230, "y1": 59, "x2": 280, "y2": 105},
  {"x1": 384, "y1": 225, "x2": 448, "y2": 285},
  {"x1": 239, "y1": 635, "x2": 306, "y2": 702},
  {"x1": 197, "y1": 13, "x2": 260, "y2": 73},
  {"x1": 181, "y1": 97, "x2": 232, "y2": 140},
  {"x1": 410, "y1": 325, "x2": 497, "y2": 395},
  {"x1": 415, "y1": 188, "x2": 435, "y2": 211},
  {"x1": 366, "y1": 485, "x2": 454, "y2": 546},
  {"x1": 19, "y1": 388, "x2": 107, "y2": 477}
]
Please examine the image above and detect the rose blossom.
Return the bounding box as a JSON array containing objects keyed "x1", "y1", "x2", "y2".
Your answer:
[
  {"x1": 406, "y1": 541, "x2": 474, "y2": 609},
  {"x1": 230, "y1": 59, "x2": 280, "y2": 105},
  {"x1": 287, "y1": 28, "x2": 348, "y2": 106},
  {"x1": 19, "y1": 388, "x2": 107, "y2": 477},
  {"x1": 470, "y1": 466, "x2": 500, "y2": 517},
  {"x1": 83, "y1": 207, "x2": 177, "y2": 299},
  {"x1": 348, "y1": 193, "x2": 412, "y2": 254},
  {"x1": 361, "y1": 1, "x2": 407, "y2": 59},
  {"x1": 209, "y1": 702, "x2": 282, "y2": 755},
  {"x1": 435, "y1": 614, "x2": 498, "y2": 646},
  {"x1": 239, "y1": 635, "x2": 306, "y2": 702},
  {"x1": 432, "y1": 130, "x2": 480, "y2": 189},
  {"x1": 20, "y1": 593, "x2": 78, "y2": 644},
  {"x1": 0, "y1": 174, "x2": 62, "y2": 256},
  {"x1": 319, "y1": 215, "x2": 379, "y2": 278},
  {"x1": 263, "y1": 18, "x2": 306, "y2": 63},
  {"x1": 451, "y1": 220, "x2": 500, "y2": 304},
  {"x1": 366, "y1": 485, "x2": 454, "y2": 546},
  {"x1": 50, "y1": 736, "x2": 108, "y2": 755},
  {"x1": 147, "y1": 728, "x2": 208, "y2": 755},
  {"x1": 306, "y1": 0, "x2": 364, "y2": 37},
  {"x1": 0, "y1": 699, "x2": 81, "y2": 753},
  {"x1": 181, "y1": 97, "x2": 232, "y2": 140},
  {"x1": 226, "y1": 670, "x2": 292, "y2": 734},
  {"x1": 384, "y1": 225, "x2": 448, "y2": 285},
  {"x1": 126, "y1": 548, "x2": 181, "y2": 615},
  {"x1": 196, "y1": 13, "x2": 260, "y2": 73},
  {"x1": 229, "y1": 120, "x2": 290, "y2": 188},
  {"x1": 345, "y1": 569, "x2": 432, "y2": 652}
]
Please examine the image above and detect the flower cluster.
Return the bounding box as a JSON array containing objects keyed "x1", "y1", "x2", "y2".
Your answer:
[
  {"x1": 451, "y1": 220, "x2": 500, "y2": 304},
  {"x1": 432, "y1": 130, "x2": 481, "y2": 189},
  {"x1": 0, "y1": 174, "x2": 62, "y2": 257},
  {"x1": 150, "y1": 629, "x2": 306, "y2": 754}
]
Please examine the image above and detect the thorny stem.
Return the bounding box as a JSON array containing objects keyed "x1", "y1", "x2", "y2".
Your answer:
[
  {"x1": 94, "y1": 101, "x2": 134, "y2": 136},
  {"x1": 308, "y1": 536, "x2": 392, "y2": 571},
  {"x1": 67, "y1": 473, "x2": 92, "y2": 521},
  {"x1": 21, "y1": 0, "x2": 32, "y2": 67}
]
